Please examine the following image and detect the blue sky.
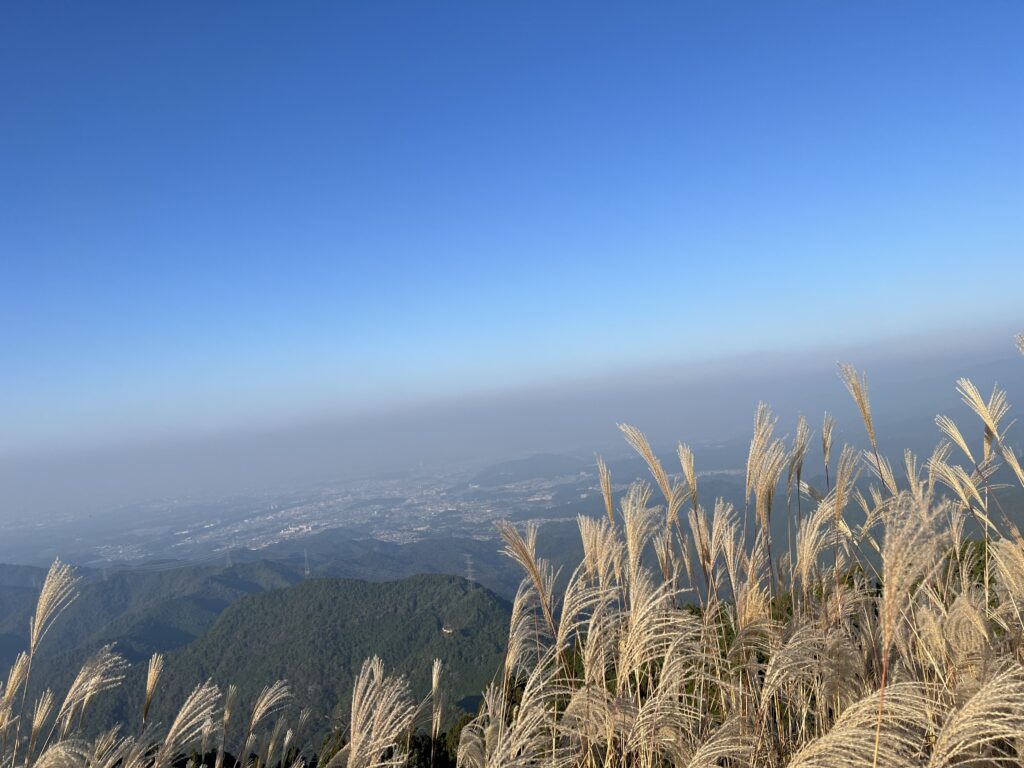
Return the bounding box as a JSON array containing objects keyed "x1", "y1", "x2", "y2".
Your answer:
[{"x1": 1, "y1": 1, "x2": 1022, "y2": 452}]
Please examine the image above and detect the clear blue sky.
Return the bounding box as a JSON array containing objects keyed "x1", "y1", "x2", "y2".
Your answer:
[{"x1": 1, "y1": 1, "x2": 1022, "y2": 452}]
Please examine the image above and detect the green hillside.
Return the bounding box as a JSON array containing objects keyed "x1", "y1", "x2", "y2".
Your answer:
[
  {"x1": 85, "y1": 573, "x2": 508, "y2": 745},
  {"x1": 1, "y1": 561, "x2": 302, "y2": 666}
]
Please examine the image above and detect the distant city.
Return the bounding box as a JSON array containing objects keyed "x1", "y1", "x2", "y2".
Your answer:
[{"x1": 0, "y1": 449, "x2": 749, "y2": 568}]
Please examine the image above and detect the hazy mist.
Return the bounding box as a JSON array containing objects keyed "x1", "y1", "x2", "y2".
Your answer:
[{"x1": 2, "y1": 327, "x2": 1020, "y2": 521}]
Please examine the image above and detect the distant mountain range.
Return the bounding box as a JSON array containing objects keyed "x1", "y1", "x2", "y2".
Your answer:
[
  {"x1": 0, "y1": 560, "x2": 302, "y2": 671},
  {"x1": 0, "y1": 519, "x2": 590, "y2": 680}
]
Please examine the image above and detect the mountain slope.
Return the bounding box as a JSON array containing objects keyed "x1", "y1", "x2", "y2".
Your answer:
[
  {"x1": 86, "y1": 574, "x2": 509, "y2": 744},
  {"x1": 1, "y1": 560, "x2": 304, "y2": 680}
]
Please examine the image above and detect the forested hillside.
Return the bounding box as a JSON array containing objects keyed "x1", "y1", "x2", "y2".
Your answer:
[
  {"x1": 0, "y1": 561, "x2": 303, "y2": 673},
  {"x1": 73, "y1": 574, "x2": 509, "y2": 746}
]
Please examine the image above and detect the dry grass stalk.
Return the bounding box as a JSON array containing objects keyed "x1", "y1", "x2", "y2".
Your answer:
[
  {"x1": 838, "y1": 363, "x2": 878, "y2": 454},
  {"x1": 29, "y1": 561, "x2": 80, "y2": 658},
  {"x1": 342, "y1": 657, "x2": 416, "y2": 768},
  {"x1": 822, "y1": 411, "x2": 835, "y2": 491},
  {"x1": 595, "y1": 455, "x2": 615, "y2": 526},
  {"x1": 143, "y1": 654, "x2": 164, "y2": 726},
  {"x1": 155, "y1": 680, "x2": 221, "y2": 768}
]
